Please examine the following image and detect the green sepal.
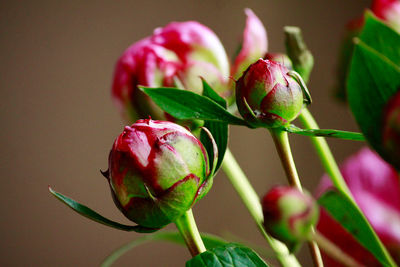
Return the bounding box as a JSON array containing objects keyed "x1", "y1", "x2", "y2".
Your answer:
[
  {"x1": 186, "y1": 243, "x2": 270, "y2": 267},
  {"x1": 49, "y1": 187, "x2": 159, "y2": 233},
  {"x1": 140, "y1": 86, "x2": 247, "y2": 126},
  {"x1": 282, "y1": 124, "x2": 365, "y2": 141},
  {"x1": 200, "y1": 79, "x2": 229, "y2": 173}
]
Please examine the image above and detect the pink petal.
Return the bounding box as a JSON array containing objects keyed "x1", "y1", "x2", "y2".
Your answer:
[
  {"x1": 316, "y1": 147, "x2": 400, "y2": 266},
  {"x1": 231, "y1": 8, "x2": 268, "y2": 79}
]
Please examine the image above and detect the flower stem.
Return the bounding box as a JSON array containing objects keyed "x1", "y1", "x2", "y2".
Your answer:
[
  {"x1": 298, "y1": 108, "x2": 398, "y2": 267},
  {"x1": 311, "y1": 231, "x2": 361, "y2": 267},
  {"x1": 269, "y1": 129, "x2": 302, "y2": 190},
  {"x1": 297, "y1": 109, "x2": 352, "y2": 197},
  {"x1": 222, "y1": 149, "x2": 300, "y2": 267},
  {"x1": 174, "y1": 209, "x2": 206, "y2": 257},
  {"x1": 269, "y1": 128, "x2": 323, "y2": 267}
]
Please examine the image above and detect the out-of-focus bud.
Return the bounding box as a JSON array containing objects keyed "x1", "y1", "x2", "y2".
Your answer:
[
  {"x1": 262, "y1": 186, "x2": 319, "y2": 251},
  {"x1": 382, "y1": 90, "x2": 400, "y2": 170},
  {"x1": 105, "y1": 119, "x2": 212, "y2": 228},
  {"x1": 371, "y1": 0, "x2": 400, "y2": 32},
  {"x1": 112, "y1": 21, "x2": 230, "y2": 123},
  {"x1": 284, "y1": 26, "x2": 314, "y2": 83},
  {"x1": 231, "y1": 8, "x2": 268, "y2": 79},
  {"x1": 235, "y1": 59, "x2": 303, "y2": 128},
  {"x1": 316, "y1": 148, "x2": 400, "y2": 266},
  {"x1": 264, "y1": 53, "x2": 293, "y2": 70}
]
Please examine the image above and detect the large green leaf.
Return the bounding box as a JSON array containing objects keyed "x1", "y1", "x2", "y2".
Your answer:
[
  {"x1": 49, "y1": 187, "x2": 159, "y2": 233},
  {"x1": 318, "y1": 190, "x2": 396, "y2": 267},
  {"x1": 140, "y1": 87, "x2": 247, "y2": 126},
  {"x1": 186, "y1": 243, "x2": 269, "y2": 267},
  {"x1": 200, "y1": 79, "x2": 229, "y2": 173},
  {"x1": 347, "y1": 39, "x2": 400, "y2": 168},
  {"x1": 101, "y1": 231, "x2": 227, "y2": 267},
  {"x1": 359, "y1": 12, "x2": 400, "y2": 67},
  {"x1": 283, "y1": 124, "x2": 365, "y2": 141}
]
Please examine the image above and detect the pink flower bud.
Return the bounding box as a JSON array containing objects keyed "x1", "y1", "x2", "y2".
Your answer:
[
  {"x1": 235, "y1": 59, "x2": 303, "y2": 128},
  {"x1": 106, "y1": 119, "x2": 211, "y2": 228},
  {"x1": 382, "y1": 90, "x2": 400, "y2": 170},
  {"x1": 316, "y1": 148, "x2": 400, "y2": 266},
  {"x1": 231, "y1": 8, "x2": 268, "y2": 79},
  {"x1": 371, "y1": 0, "x2": 400, "y2": 32},
  {"x1": 262, "y1": 186, "x2": 319, "y2": 251},
  {"x1": 112, "y1": 21, "x2": 230, "y2": 122}
]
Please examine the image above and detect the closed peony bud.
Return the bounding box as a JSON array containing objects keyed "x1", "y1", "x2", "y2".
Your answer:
[
  {"x1": 382, "y1": 90, "x2": 400, "y2": 170},
  {"x1": 235, "y1": 59, "x2": 303, "y2": 128},
  {"x1": 112, "y1": 21, "x2": 230, "y2": 123},
  {"x1": 262, "y1": 186, "x2": 319, "y2": 251},
  {"x1": 105, "y1": 119, "x2": 213, "y2": 228}
]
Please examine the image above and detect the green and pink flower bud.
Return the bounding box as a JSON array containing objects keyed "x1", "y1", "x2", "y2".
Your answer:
[
  {"x1": 231, "y1": 8, "x2": 268, "y2": 79},
  {"x1": 382, "y1": 90, "x2": 400, "y2": 170},
  {"x1": 104, "y1": 119, "x2": 213, "y2": 228},
  {"x1": 262, "y1": 186, "x2": 319, "y2": 251},
  {"x1": 235, "y1": 59, "x2": 303, "y2": 128},
  {"x1": 112, "y1": 21, "x2": 230, "y2": 123}
]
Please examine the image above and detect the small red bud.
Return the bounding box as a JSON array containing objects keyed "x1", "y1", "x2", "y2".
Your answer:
[{"x1": 262, "y1": 186, "x2": 319, "y2": 251}]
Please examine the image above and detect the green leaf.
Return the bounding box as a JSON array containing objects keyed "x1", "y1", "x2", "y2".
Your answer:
[
  {"x1": 359, "y1": 11, "x2": 400, "y2": 67},
  {"x1": 101, "y1": 231, "x2": 227, "y2": 267},
  {"x1": 318, "y1": 190, "x2": 396, "y2": 267},
  {"x1": 49, "y1": 187, "x2": 159, "y2": 233},
  {"x1": 283, "y1": 124, "x2": 365, "y2": 141},
  {"x1": 200, "y1": 79, "x2": 229, "y2": 173},
  {"x1": 186, "y1": 243, "x2": 269, "y2": 267},
  {"x1": 140, "y1": 87, "x2": 247, "y2": 126},
  {"x1": 347, "y1": 39, "x2": 400, "y2": 167}
]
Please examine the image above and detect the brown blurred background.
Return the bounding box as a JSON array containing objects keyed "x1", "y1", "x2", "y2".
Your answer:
[{"x1": 0, "y1": 0, "x2": 368, "y2": 266}]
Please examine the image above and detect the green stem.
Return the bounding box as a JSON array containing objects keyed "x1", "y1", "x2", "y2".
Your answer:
[
  {"x1": 298, "y1": 108, "x2": 398, "y2": 267},
  {"x1": 269, "y1": 128, "x2": 323, "y2": 267},
  {"x1": 298, "y1": 109, "x2": 352, "y2": 197},
  {"x1": 174, "y1": 209, "x2": 206, "y2": 257},
  {"x1": 222, "y1": 149, "x2": 301, "y2": 267},
  {"x1": 269, "y1": 129, "x2": 302, "y2": 190},
  {"x1": 312, "y1": 231, "x2": 361, "y2": 267}
]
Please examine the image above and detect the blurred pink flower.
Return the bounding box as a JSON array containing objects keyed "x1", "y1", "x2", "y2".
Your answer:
[
  {"x1": 371, "y1": 0, "x2": 400, "y2": 32},
  {"x1": 111, "y1": 21, "x2": 229, "y2": 122},
  {"x1": 111, "y1": 9, "x2": 267, "y2": 123},
  {"x1": 316, "y1": 148, "x2": 400, "y2": 266},
  {"x1": 231, "y1": 8, "x2": 268, "y2": 79}
]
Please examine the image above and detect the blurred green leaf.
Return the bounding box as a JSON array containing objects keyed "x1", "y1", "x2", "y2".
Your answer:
[
  {"x1": 200, "y1": 79, "x2": 229, "y2": 173},
  {"x1": 140, "y1": 87, "x2": 247, "y2": 126},
  {"x1": 49, "y1": 187, "x2": 159, "y2": 233},
  {"x1": 101, "y1": 231, "x2": 227, "y2": 267},
  {"x1": 360, "y1": 11, "x2": 400, "y2": 67},
  {"x1": 186, "y1": 243, "x2": 269, "y2": 267},
  {"x1": 318, "y1": 190, "x2": 396, "y2": 267},
  {"x1": 283, "y1": 124, "x2": 365, "y2": 141},
  {"x1": 347, "y1": 39, "x2": 400, "y2": 168}
]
